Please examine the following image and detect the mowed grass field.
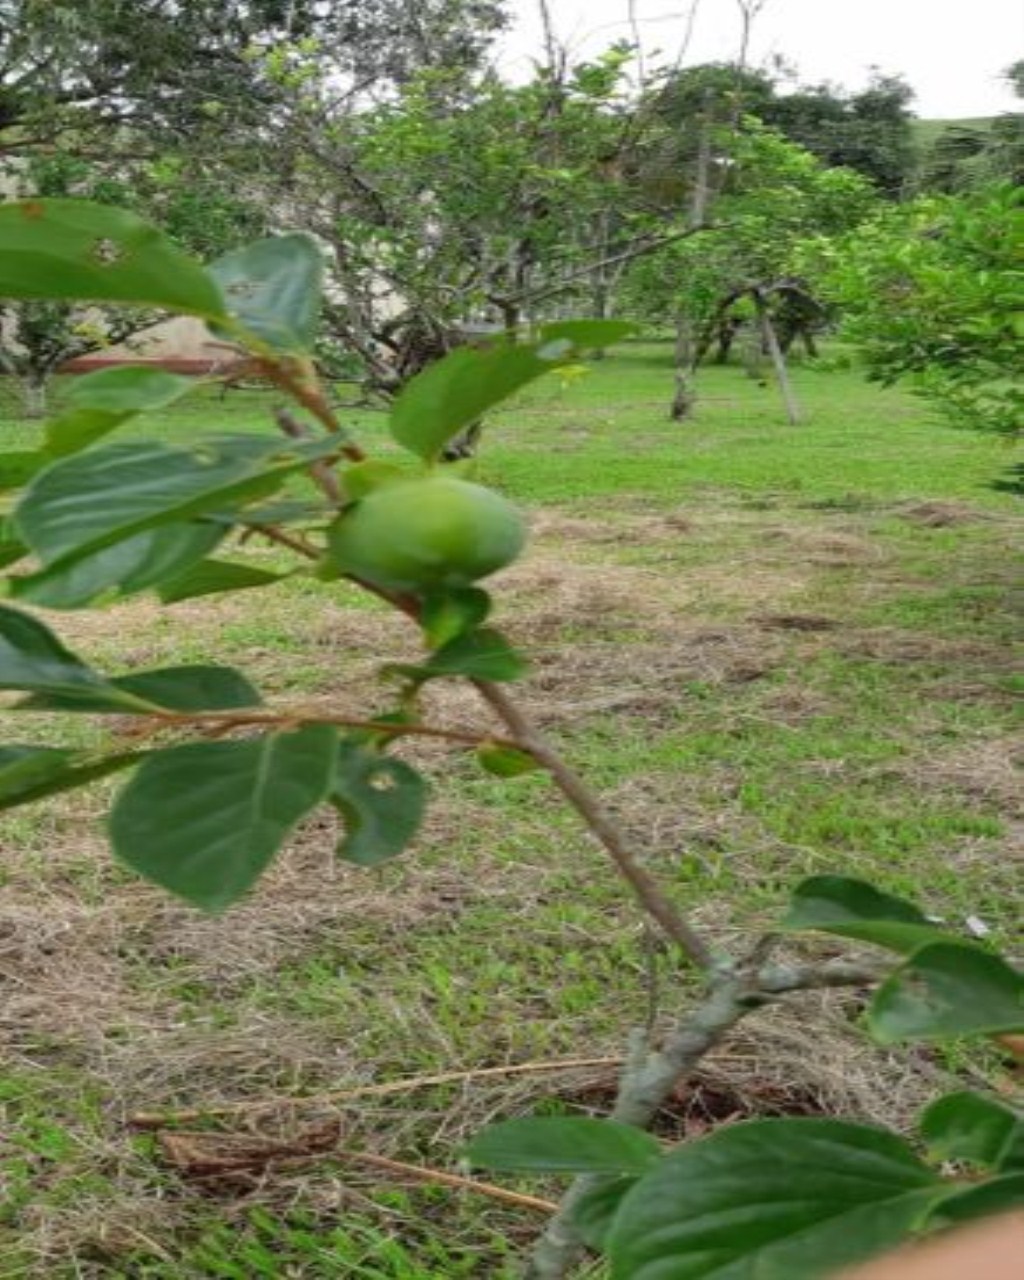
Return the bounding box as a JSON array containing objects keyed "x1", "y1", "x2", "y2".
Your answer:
[{"x1": 0, "y1": 344, "x2": 1021, "y2": 1277}]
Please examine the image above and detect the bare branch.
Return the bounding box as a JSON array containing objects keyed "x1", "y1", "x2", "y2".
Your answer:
[
  {"x1": 473, "y1": 680, "x2": 717, "y2": 969},
  {"x1": 525, "y1": 947, "x2": 886, "y2": 1277}
]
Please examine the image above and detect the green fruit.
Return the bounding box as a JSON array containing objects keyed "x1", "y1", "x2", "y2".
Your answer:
[{"x1": 327, "y1": 477, "x2": 526, "y2": 592}]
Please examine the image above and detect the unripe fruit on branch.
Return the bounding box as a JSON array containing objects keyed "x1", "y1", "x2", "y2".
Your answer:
[{"x1": 327, "y1": 476, "x2": 526, "y2": 592}]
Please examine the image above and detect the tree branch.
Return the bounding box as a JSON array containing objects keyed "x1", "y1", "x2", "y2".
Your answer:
[
  {"x1": 136, "y1": 708, "x2": 525, "y2": 753},
  {"x1": 473, "y1": 680, "x2": 717, "y2": 969},
  {"x1": 503, "y1": 224, "x2": 720, "y2": 310},
  {"x1": 524, "y1": 951, "x2": 885, "y2": 1278}
]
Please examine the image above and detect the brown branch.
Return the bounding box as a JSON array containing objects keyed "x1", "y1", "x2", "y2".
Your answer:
[
  {"x1": 138, "y1": 708, "x2": 524, "y2": 753},
  {"x1": 252, "y1": 524, "x2": 321, "y2": 560},
  {"x1": 504, "y1": 224, "x2": 721, "y2": 311},
  {"x1": 473, "y1": 680, "x2": 716, "y2": 969},
  {"x1": 274, "y1": 407, "x2": 344, "y2": 505},
  {"x1": 524, "y1": 952, "x2": 886, "y2": 1278},
  {"x1": 258, "y1": 357, "x2": 366, "y2": 462}
]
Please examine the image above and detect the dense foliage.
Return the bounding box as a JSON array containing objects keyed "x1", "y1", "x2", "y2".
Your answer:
[{"x1": 819, "y1": 183, "x2": 1024, "y2": 437}]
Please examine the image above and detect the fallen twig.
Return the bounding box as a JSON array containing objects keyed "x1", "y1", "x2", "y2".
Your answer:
[{"x1": 129, "y1": 1055, "x2": 623, "y2": 1129}]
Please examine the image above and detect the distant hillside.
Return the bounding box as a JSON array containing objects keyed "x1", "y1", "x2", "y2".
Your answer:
[{"x1": 911, "y1": 117, "x2": 997, "y2": 150}]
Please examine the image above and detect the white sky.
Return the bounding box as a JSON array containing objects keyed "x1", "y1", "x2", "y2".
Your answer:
[{"x1": 499, "y1": 0, "x2": 1024, "y2": 118}]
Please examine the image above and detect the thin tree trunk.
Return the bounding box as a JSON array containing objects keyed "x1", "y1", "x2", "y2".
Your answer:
[
  {"x1": 754, "y1": 292, "x2": 802, "y2": 425},
  {"x1": 19, "y1": 371, "x2": 50, "y2": 419},
  {"x1": 669, "y1": 309, "x2": 697, "y2": 421},
  {"x1": 667, "y1": 98, "x2": 714, "y2": 420}
]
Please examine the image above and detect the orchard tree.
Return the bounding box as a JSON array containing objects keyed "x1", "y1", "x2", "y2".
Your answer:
[
  {"x1": 0, "y1": 0, "x2": 509, "y2": 154},
  {"x1": 622, "y1": 122, "x2": 878, "y2": 420},
  {"x1": 0, "y1": 197, "x2": 1020, "y2": 1278},
  {"x1": 240, "y1": 47, "x2": 682, "y2": 441},
  {"x1": 654, "y1": 63, "x2": 916, "y2": 196},
  {"x1": 818, "y1": 182, "x2": 1024, "y2": 438}
]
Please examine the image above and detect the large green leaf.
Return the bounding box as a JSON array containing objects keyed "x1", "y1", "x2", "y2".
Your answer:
[
  {"x1": 783, "y1": 875, "x2": 946, "y2": 955},
  {"x1": 467, "y1": 1118, "x2": 662, "y2": 1176},
  {"x1": 538, "y1": 320, "x2": 638, "y2": 348},
  {"x1": 927, "y1": 1175, "x2": 1024, "y2": 1227},
  {"x1": 869, "y1": 942, "x2": 1024, "y2": 1043},
  {"x1": 0, "y1": 199, "x2": 224, "y2": 316},
  {"x1": 208, "y1": 234, "x2": 323, "y2": 353},
  {"x1": 420, "y1": 587, "x2": 492, "y2": 649},
  {"x1": 46, "y1": 366, "x2": 193, "y2": 457},
  {"x1": 0, "y1": 744, "x2": 141, "y2": 810},
  {"x1": 158, "y1": 558, "x2": 284, "y2": 604},
  {"x1": 606, "y1": 1118, "x2": 945, "y2": 1280},
  {"x1": 920, "y1": 1092, "x2": 1024, "y2": 1171},
  {"x1": 390, "y1": 323, "x2": 635, "y2": 461},
  {"x1": 22, "y1": 664, "x2": 262, "y2": 714},
  {"x1": 109, "y1": 725, "x2": 338, "y2": 910},
  {"x1": 0, "y1": 450, "x2": 48, "y2": 491},
  {"x1": 0, "y1": 603, "x2": 151, "y2": 708},
  {"x1": 11, "y1": 522, "x2": 224, "y2": 609},
  {"x1": 0, "y1": 517, "x2": 26, "y2": 568},
  {"x1": 14, "y1": 435, "x2": 342, "y2": 568},
  {"x1": 425, "y1": 628, "x2": 528, "y2": 681},
  {"x1": 389, "y1": 339, "x2": 572, "y2": 461},
  {"x1": 331, "y1": 740, "x2": 428, "y2": 867},
  {"x1": 573, "y1": 1177, "x2": 640, "y2": 1250}
]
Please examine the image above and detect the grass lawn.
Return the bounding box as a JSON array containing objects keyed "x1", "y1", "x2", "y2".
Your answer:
[{"x1": 0, "y1": 345, "x2": 1021, "y2": 1277}]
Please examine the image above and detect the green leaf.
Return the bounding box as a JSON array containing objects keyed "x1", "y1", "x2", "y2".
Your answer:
[
  {"x1": 0, "y1": 517, "x2": 26, "y2": 569},
  {"x1": 573, "y1": 1177, "x2": 639, "y2": 1250},
  {"x1": 477, "y1": 744, "x2": 539, "y2": 778},
  {"x1": 869, "y1": 942, "x2": 1024, "y2": 1043},
  {"x1": 46, "y1": 366, "x2": 193, "y2": 457},
  {"x1": 420, "y1": 587, "x2": 492, "y2": 648},
  {"x1": 538, "y1": 320, "x2": 637, "y2": 348},
  {"x1": 467, "y1": 1118, "x2": 662, "y2": 1175},
  {"x1": 114, "y1": 665, "x2": 262, "y2": 712},
  {"x1": 14, "y1": 435, "x2": 342, "y2": 568},
  {"x1": 0, "y1": 602, "x2": 145, "y2": 706},
  {"x1": 0, "y1": 199, "x2": 224, "y2": 316},
  {"x1": 208, "y1": 234, "x2": 323, "y2": 353},
  {"x1": 158, "y1": 558, "x2": 285, "y2": 604},
  {"x1": 341, "y1": 460, "x2": 409, "y2": 500},
  {"x1": 783, "y1": 875, "x2": 945, "y2": 955},
  {"x1": 390, "y1": 339, "x2": 577, "y2": 461},
  {"x1": 23, "y1": 664, "x2": 262, "y2": 715},
  {"x1": 426, "y1": 628, "x2": 527, "y2": 681},
  {"x1": 0, "y1": 450, "x2": 48, "y2": 491},
  {"x1": 109, "y1": 725, "x2": 338, "y2": 911},
  {"x1": 11, "y1": 522, "x2": 224, "y2": 609},
  {"x1": 331, "y1": 740, "x2": 428, "y2": 867},
  {"x1": 606, "y1": 1118, "x2": 945, "y2": 1280},
  {"x1": 920, "y1": 1092, "x2": 1024, "y2": 1171},
  {"x1": 927, "y1": 1175, "x2": 1024, "y2": 1227},
  {"x1": 0, "y1": 744, "x2": 141, "y2": 811}
]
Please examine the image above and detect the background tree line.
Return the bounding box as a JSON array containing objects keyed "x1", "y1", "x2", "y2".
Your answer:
[{"x1": 0, "y1": 0, "x2": 1019, "y2": 439}]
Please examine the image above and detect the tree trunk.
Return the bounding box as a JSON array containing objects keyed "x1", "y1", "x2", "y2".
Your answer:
[
  {"x1": 669, "y1": 310, "x2": 698, "y2": 422},
  {"x1": 667, "y1": 97, "x2": 713, "y2": 420},
  {"x1": 19, "y1": 372, "x2": 50, "y2": 419},
  {"x1": 754, "y1": 292, "x2": 803, "y2": 426},
  {"x1": 589, "y1": 279, "x2": 611, "y2": 361}
]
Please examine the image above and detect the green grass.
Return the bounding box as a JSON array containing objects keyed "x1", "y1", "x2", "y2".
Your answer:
[{"x1": 0, "y1": 345, "x2": 1020, "y2": 1277}]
